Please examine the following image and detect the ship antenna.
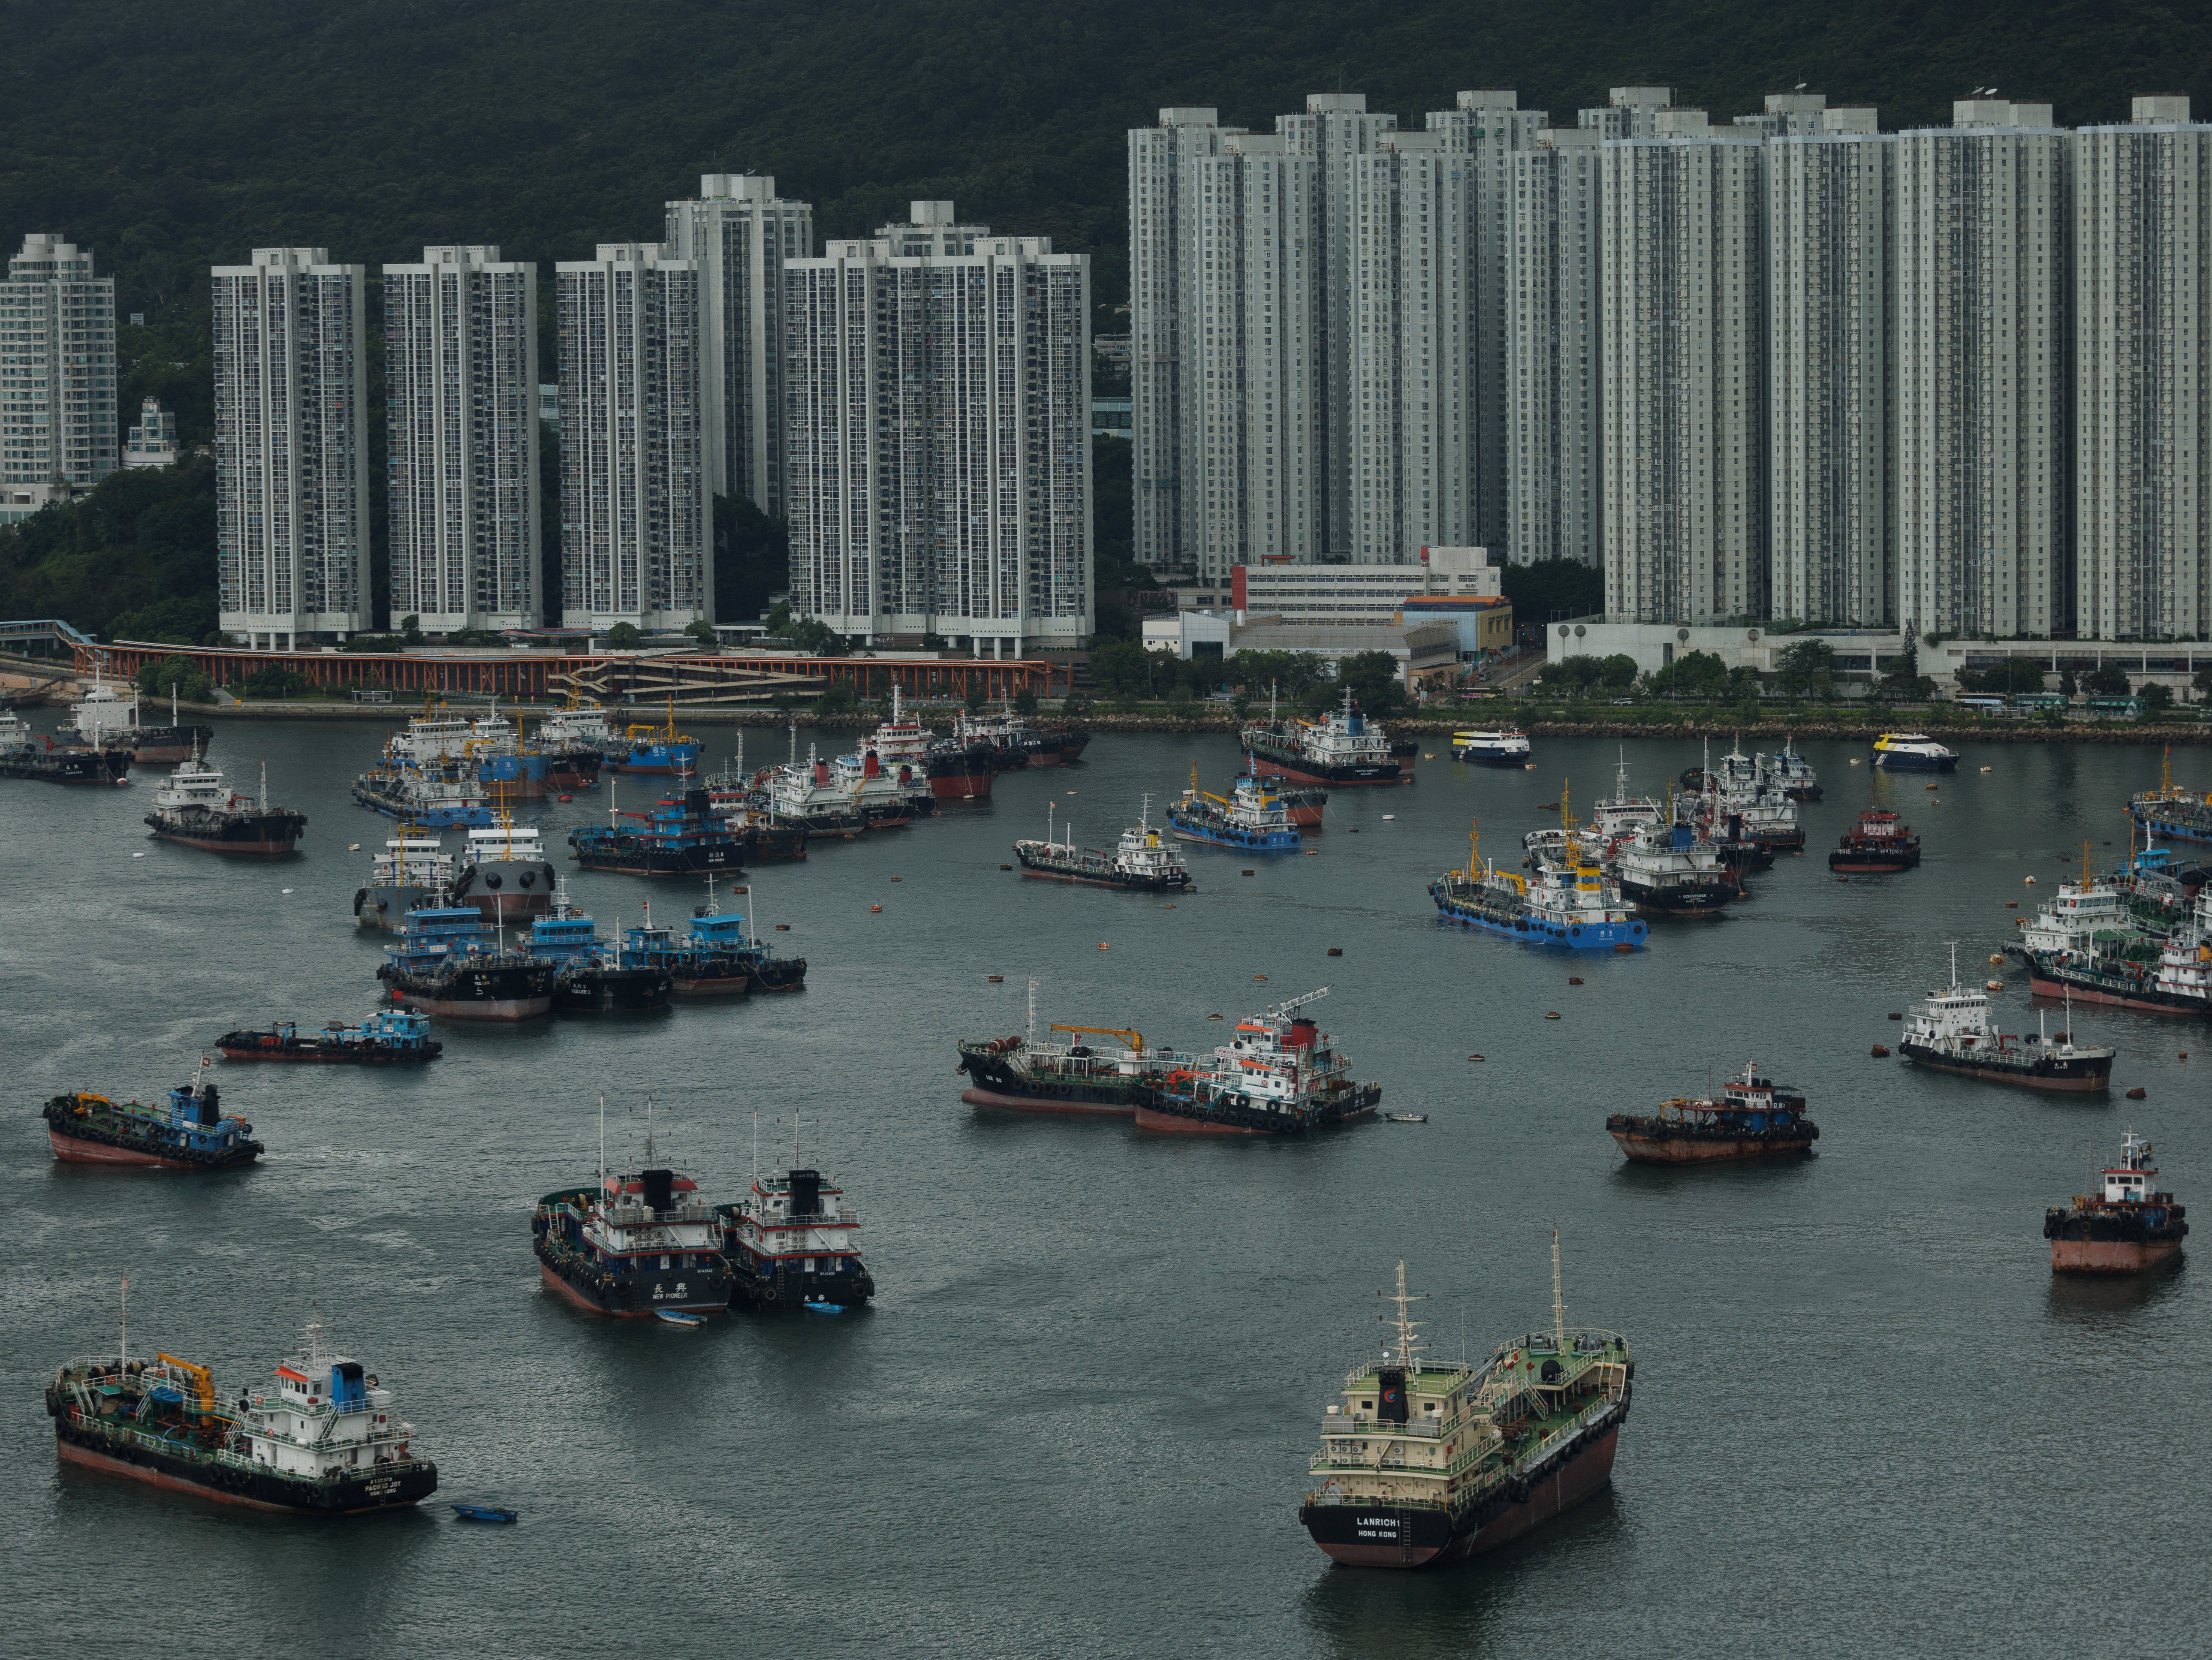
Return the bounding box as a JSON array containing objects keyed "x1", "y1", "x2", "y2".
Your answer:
[
  {"x1": 1947, "y1": 938, "x2": 1960, "y2": 991},
  {"x1": 645, "y1": 1097, "x2": 655, "y2": 1163},
  {"x1": 1378, "y1": 1259, "x2": 1426, "y2": 1370},
  {"x1": 1468, "y1": 815, "x2": 1479, "y2": 880},
  {"x1": 260, "y1": 760, "x2": 268, "y2": 814},
  {"x1": 119, "y1": 1272, "x2": 127, "y2": 1369},
  {"x1": 1551, "y1": 1228, "x2": 1567, "y2": 1356},
  {"x1": 1047, "y1": 798, "x2": 1055, "y2": 849},
  {"x1": 598, "y1": 1095, "x2": 606, "y2": 1188},
  {"x1": 1139, "y1": 792, "x2": 1151, "y2": 833},
  {"x1": 1027, "y1": 977, "x2": 1038, "y2": 1047}
]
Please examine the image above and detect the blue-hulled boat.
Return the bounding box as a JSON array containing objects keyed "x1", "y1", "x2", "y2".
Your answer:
[
  {"x1": 452, "y1": 1504, "x2": 518, "y2": 1523},
  {"x1": 570, "y1": 786, "x2": 753, "y2": 876},
  {"x1": 1431, "y1": 819, "x2": 1647, "y2": 951},
  {"x1": 353, "y1": 755, "x2": 497, "y2": 829},
  {"x1": 606, "y1": 710, "x2": 703, "y2": 776},
  {"x1": 526, "y1": 890, "x2": 672, "y2": 1014},
  {"x1": 618, "y1": 879, "x2": 808, "y2": 995},
  {"x1": 217, "y1": 1006, "x2": 444, "y2": 1062},
  {"x1": 376, "y1": 907, "x2": 557, "y2": 1020},
  {"x1": 1166, "y1": 763, "x2": 1301, "y2": 853}
]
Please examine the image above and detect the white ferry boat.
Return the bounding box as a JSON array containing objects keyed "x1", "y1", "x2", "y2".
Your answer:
[
  {"x1": 1871, "y1": 732, "x2": 1959, "y2": 773},
  {"x1": 1451, "y1": 728, "x2": 1531, "y2": 766}
]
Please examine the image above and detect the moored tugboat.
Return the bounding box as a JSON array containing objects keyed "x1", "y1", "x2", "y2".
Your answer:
[
  {"x1": 1605, "y1": 1061, "x2": 1818, "y2": 1163},
  {"x1": 1130, "y1": 987, "x2": 1380, "y2": 1135},
  {"x1": 42, "y1": 1066, "x2": 260, "y2": 1168},
  {"x1": 46, "y1": 1318, "x2": 437, "y2": 1513},
  {"x1": 2046, "y1": 1130, "x2": 2187, "y2": 1274},
  {"x1": 1014, "y1": 796, "x2": 1193, "y2": 892},
  {"x1": 1898, "y1": 947, "x2": 2113, "y2": 1092},
  {"x1": 1242, "y1": 690, "x2": 1406, "y2": 787},
  {"x1": 717, "y1": 1162, "x2": 876, "y2": 1311},
  {"x1": 1760, "y1": 738, "x2": 1822, "y2": 801},
  {"x1": 1298, "y1": 1248, "x2": 1631, "y2": 1569},
  {"x1": 1613, "y1": 817, "x2": 1739, "y2": 918},
  {"x1": 143, "y1": 755, "x2": 306, "y2": 854},
  {"x1": 1167, "y1": 764, "x2": 1301, "y2": 852},
  {"x1": 217, "y1": 1006, "x2": 443, "y2": 1063},
  {"x1": 534, "y1": 1144, "x2": 733, "y2": 1317},
  {"x1": 375, "y1": 907, "x2": 556, "y2": 1020},
  {"x1": 1829, "y1": 805, "x2": 1921, "y2": 874}
]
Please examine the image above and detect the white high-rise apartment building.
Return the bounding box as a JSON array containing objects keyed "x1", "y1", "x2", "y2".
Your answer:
[
  {"x1": 2074, "y1": 95, "x2": 2212, "y2": 642},
  {"x1": 1277, "y1": 93, "x2": 1398, "y2": 557},
  {"x1": 1600, "y1": 112, "x2": 1769, "y2": 623},
  {"x1": 2, "y1": 234, "x2": 118, "y2": 497},
  {"x1": 1129, "y1": 107, "x2": 1225, "y2": 570},
  {"x1": 1768, "y1": 104, "x2": 1895, "y2": 626},
  {"x1": 1349, "y1": 130, "x2": 1476, "y2": 563},
  {"x1": 664, "y1": 175, "x2": 812, "y2": 516},
  {"x1": 1425, "y1": 90, "x2": 1549, "y2": 548},
  {"x1": 783, "y1": 203, "x2": 1091, "y2": 654},
  {"x1": 1579, "y1": 86, "x2": 1674, "y2": 143},
  {"x1": 383, "y1": 245, "x2": 541, "y2": 633},
  {"x1": 1505, "y1": 127, "x2": 1604, "y2": 567},
  {"x1": 555, "y1": 243, "x2": 709, "y2": 631},
  {"x1": 212, "y1": 247, "x2": 370, "y2": 646},
  {"x1": 1895, "y1": 99, "x2": 2070, "y2": 639},
  {"x1": 1187, "y1": 131, "x2": 1321, "y2": 578}
]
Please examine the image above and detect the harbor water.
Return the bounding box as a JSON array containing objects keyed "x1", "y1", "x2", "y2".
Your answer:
[{"x1": 3, "y1": 722, "x2": 2206, "y2": 1657}]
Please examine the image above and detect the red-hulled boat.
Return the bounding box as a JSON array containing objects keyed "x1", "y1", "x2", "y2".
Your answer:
[{"x1": 1828, "y1": 807, "x2": 1920, "y2": 874}]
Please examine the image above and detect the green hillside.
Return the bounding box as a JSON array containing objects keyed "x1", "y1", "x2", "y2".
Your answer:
[{"x1": 3, "y1": 0, "x2": 2203, "y2": 634}]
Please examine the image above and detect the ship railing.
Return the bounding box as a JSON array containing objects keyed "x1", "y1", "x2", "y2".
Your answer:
[
  {"x1": 1513, "y1": 1396, "x2": 1618, "y2": 1477},
  {"x1": 1318, "y1": 1411, "x2": 1448, "y2": 1440}
]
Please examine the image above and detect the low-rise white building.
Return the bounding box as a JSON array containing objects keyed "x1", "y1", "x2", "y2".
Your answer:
[
  {"x1": 1142, "y1": 609, "x2": 1461, "y2": 687},
  {"x1": 123, "y1": 398, "x2": 177, "y2": 468}
]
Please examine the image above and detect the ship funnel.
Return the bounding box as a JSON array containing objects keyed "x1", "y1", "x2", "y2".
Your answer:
[
  {"x1": 864, "y1": 750, "x2": 881, "y2": 779},
  {"x1": 813, "y1": 759, "x2": 830, "y2": 786},
  {"x1": 789, "y1": 1168, "x2": 821, "y2": 1216},
  {"x1": 641, "y1": 1168, "x2": 675, "y2": 1212},
  {"x1": 1376, "y1": 1366, "x2": 1409, "y2": 1422},
  {"x1": 332, "y1": 1361, "x2": 366, "y2": 1408}
]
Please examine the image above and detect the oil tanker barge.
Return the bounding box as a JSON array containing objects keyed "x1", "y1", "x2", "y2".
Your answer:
[
  {"x1": 1299, "y1": 1247, "x2": 1631, "y2": 1569},
  {"x1": 958, "y1": 1005, "x2": 1190, "y2": 1116},
  {"x1": 718, "y1": 1163, "x2": 877, "y2": 1311},
  {"x1": 1240, "y1": 692, "x2": 1405, "y2": 787},
  {"x1": 1605, "y1": 1061, "x2": 1817, "y2": 1163},
  {"x1": 375, "y1": 907, "x2": 557, "y2": 1020},
  {"x1": 1014, "y1": 798, "x2": 1192, "y2": 891},
  {"x1": 42, "y1": 1070, "x2": 260, "y2": 1168},
  {"x1": 534, "y1": 1162, "x2": 734, "y2": 1317},
  {"x1": 143, "y1": 756, "x2": 305, "y2": 854},
  {"x1": 1898, "y1": 949, "x2": 2113, "y2": 1091},
  {"x1": 1129, "y1": 987, "x2": 1379, "y2": 1135},
  {"x1": 0, "y1": 711, "x2": 131, "y2": 783},
  {"x1": 46, "y1": 1321, "x2": 437, "y2": 1514},
  {"x1": 2044, "y1": 1129, "x2": 2187, "y2": 1274},
  {"x1": 217, "y1": 1007, "x2": 442, "y2": 1063}
]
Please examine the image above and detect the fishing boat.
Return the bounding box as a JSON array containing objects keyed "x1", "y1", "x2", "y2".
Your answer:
[
  {"x1": 1870, "y1": 732, "x2": 1958, "y2": 773},
  {"x1": 143, "y1": 755, "x2": 306, "y2": 854},
  {"x1": 2044, "y1": 1129, "x2": 2188, "y2": 1274},
  {"x1": 1828, "y1": 805, "x2": 1921, "y2": 874},
  {"x1": 42, "y1": 1064, "x2": 261, "y2": 1168},
  {"x1": 717, "y1": 1137, "x2": 877, "y2": 1310},
  {"x1": 1450, "y1": 728, "x2": 1532, "y2": 767},
  {"x1": 1014, "y1": 795, "x2": 1193, "y2": 892},
  {"x1": 1167, "y1": 763, "x2": 1301, "y2": 853},
  {"x1": 1298, "y1": 1248, "x2": 1631, "y2": 1569},
  {"x1": 1899, "y1": 946, "x2": 2113, "y2": 1091},
  {"x1": 1605, "y1": 1061, "x2": 1818, "y2": 1163},
  {"x1": 375, "y1": 907, "x2": 556, "y2": 1020},
  {"x1": 217, "y1": 1006, "x2": 443, "y2": 1063},
  {"x1": 1130, "y1": 987, "x2": 1380, "y2": 1135},
  {"x1": 534, "y1": 1113, "x2": 735, "y2": 1317},
  {"x1": 353, "y1": 832, "x2": 455, "y2": 931},
  {"x1": 46, "y1": 1315, "x2": 438, "y2": 1514},
  {"x1": 1241, "y1": 690, "x2": 1406, "y2": 787}
]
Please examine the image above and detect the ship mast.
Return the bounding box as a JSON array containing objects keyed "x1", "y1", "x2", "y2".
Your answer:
[
  {"x1": 598, "y1": 1095, "x2": 606, "y2": 1188},
  {"x1": 1377, "y1": 1259, "x2": 1427, "y2": 1369},
  {"x1": 119, "y1": 1273, "x2": 127, "y2": 1368},
  {"x1": 1026, "y1": 978, "x2": 1039, "y2": 1047},
  {"x1": 1551, "y1": 1229, "x2": 1567, "y2": 1356}
]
